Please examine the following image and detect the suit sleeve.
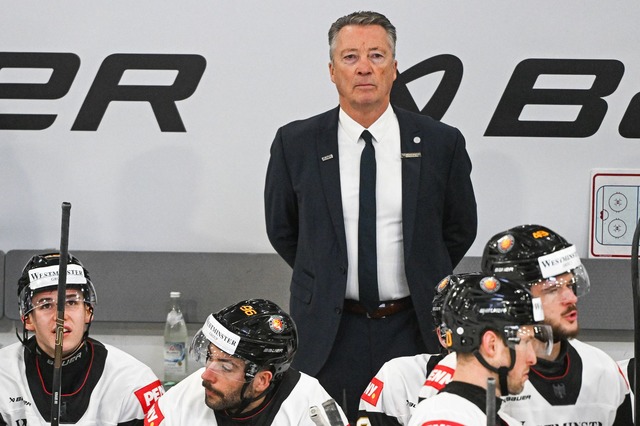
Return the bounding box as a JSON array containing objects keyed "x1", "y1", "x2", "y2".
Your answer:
[
  {"x1": 442, "y1": 128, "x2": 477, "y2": 268},
  {"x1": 265, "y1": 127, "x2": 299, "y2": 268}
]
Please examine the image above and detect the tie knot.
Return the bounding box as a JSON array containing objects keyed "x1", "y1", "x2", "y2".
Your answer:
[{"x1": 361, "y1": 130, "x2": 373, "y2": 146}]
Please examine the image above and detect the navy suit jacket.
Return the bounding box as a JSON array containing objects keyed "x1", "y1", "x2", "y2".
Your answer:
[{"x1": 264, "y1": 105, "x2": 477, "y2": 375}]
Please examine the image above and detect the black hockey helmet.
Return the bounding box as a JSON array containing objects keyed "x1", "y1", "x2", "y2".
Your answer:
[
  {"x1": 18, "y1": 252, "x2": 97, "y2": 318},
  {"x1": 441, "y1": 273, "x2": 551, "y2": 354},
  {"x1": 190, "y1": 299, "x2": 297, "y2": 382},
  {"x1": 481, "y1": 224, "x2": 590, "y2": 296}
]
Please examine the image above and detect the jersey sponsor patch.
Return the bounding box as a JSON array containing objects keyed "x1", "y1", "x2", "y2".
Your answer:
[
  {"x1": 144, "y1": 403, "x2": 165, "y2": 426},
  {"x1": 424, "y1": 365, "x2": 454, "y2": 391},
  {"x1": 361, "y1": 377, "x2": 384, "y2": 407},
  {"x1": 135, "y1": 380, "x2": 164, "y2": 413}
]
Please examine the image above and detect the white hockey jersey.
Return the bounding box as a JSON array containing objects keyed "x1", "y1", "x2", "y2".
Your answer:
[
  {"x1": 0, "y1": 339, "x2": 163, "y2": 425},
  {"x1": 145, "y1": 367, "x2": 348, "y2": 426},
  {"x1": 407, "y1": 382, "x2": 520, "y2": 426},
  {"x1": 357, "y1": 353, "x2": 456, "y2": 426},
  {"x1": 501, "y1": 339, "x2": 632, "y2": 425}
]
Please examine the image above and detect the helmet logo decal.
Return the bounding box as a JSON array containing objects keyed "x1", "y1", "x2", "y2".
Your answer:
[
  {"x1": 202, "y1": 314, "x2": 240, "y2": 355},
  {"x1": 497, "y1": 235, "x2": 515, "y2": 253},
  {"x1": 436, "y1": 276, "x2": 450, "y2": 293},
  {"x1": 269, "y1": 315, "x2": 285, "y2": 333},
  {"x1": 537, "y1": 245, "x2": 581, "y2": 279},
  {"x1": 240, "y1": 305, "x2": 258, "y2": 316},
  {"x1": 28, "y1": 264, "x2": 87, "y2": 291},
  {"x1": 480, "y1": 277, "x2": 500, "y2": 293},
  {"x1": 532, "y1": 230, "x2": 550, "y2": 239}
]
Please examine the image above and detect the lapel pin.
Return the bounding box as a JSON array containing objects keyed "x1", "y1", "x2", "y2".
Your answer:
[
  {"x1": 321, "y1": 154, "x2": 334, "y2": 162},
  {"x1": 413, "y1": 136, "x2": 421, "y2": 143}
]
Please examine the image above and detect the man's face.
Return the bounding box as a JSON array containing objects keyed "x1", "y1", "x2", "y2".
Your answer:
[
  {"x1": 24, "y1": 288, "x2": 92, "y2": 358},
  {"x1": 504, "y1": 326, "x2": 540, "y2": 395},
  {"x1": 201, "y1": 345, "x2": 254, "y2": 412},
  {"x1": 329, "y1": 24, "x2": 397, "y2": 116},
  {"x1": 530, "y1": 272, "x2": 579, "y2": 341}
]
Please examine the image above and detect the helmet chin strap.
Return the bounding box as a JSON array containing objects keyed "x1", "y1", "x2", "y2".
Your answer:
[
  {"x1": 473, "y1": 347, "x2": 516, "y2": 397},
  {"x1": 82, "y1": 306, "x2": 94, "y2": 342},
  {"x1": 228, "y1": 381, "x2": 274, "y2": 416},
  {"x1": 16, "y1": 322, "x2": 30, "y2": 349},
  {"x1": 227, "y1": 366, "x2": 276, "y2": 416}
]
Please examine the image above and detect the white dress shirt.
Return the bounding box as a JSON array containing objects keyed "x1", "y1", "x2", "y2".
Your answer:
[{"x1": 338, "y1": 105, "x2": 409, "y2": 302}]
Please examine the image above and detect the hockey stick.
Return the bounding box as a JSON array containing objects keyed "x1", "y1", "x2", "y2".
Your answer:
[
  {"x1": 51, "y1": 202, "x2": 71, "y2": 426},
  {"x1": 309, "y1": 406, "x2": 330, "y2": 426},
  {"x1": 486, "y1": 377, "x2": 496, "y2": 426},
  {"x1": 632, "y1": 217, "x2": 639, "y2": 426}
]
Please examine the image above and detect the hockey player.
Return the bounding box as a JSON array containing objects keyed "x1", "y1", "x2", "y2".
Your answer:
[
  {"x1": 408, "y1": 273, "x2": 553, "y2": 426},
  {"x1": 0, "y1": 252, "x2": 163, "y2": 425},
  {"x1": 483, "y1": 224, "x2": 633, "y2": 425},
  {"x1": 145, "y1": 299, "x2": 348, "y2": 425},
  {"x1": 356, "y1": 275, "x2": 456, "y2": 425}
]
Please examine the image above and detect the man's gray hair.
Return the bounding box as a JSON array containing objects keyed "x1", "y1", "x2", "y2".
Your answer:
[{"x1": 328, "y1": 11, "x2": 396, "y2": 61}]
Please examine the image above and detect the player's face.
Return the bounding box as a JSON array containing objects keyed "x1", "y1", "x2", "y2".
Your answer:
[
  {"x1": 329, "y1": 24, "x2": 397, "y2": 118},
  {"x1": 505, "y1": 326, "x2": 539, "y2": 395},
  {"x1": 530, "y1": 272, "x2": 579, "y2": 341},
  {"x1": 24, "y1": 288, "x2": 92, "y2": 358},
  {"x1": 201, "y1": 345, "x2": 255, "y2": 412}
]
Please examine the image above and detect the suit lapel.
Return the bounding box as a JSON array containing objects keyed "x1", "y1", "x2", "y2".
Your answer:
[
  {"x1": 317, "y1": 107, "x2": 348, "y2": 256},
  {"x1": 395, "y1": 107, "x2": 422, "y2": 257}
]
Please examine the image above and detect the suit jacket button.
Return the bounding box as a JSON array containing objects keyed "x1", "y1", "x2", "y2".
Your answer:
[
  {"x1": 339, "y1": 266, "x2": 346, "y2": 274},
  {"x1": 335, "y1": 307, "x2": 342, "y2": 314}
]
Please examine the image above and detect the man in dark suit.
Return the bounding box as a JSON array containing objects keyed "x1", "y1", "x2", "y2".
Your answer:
[{"x1": 264, "y1": 11, "x2": 477, "y2": 422}]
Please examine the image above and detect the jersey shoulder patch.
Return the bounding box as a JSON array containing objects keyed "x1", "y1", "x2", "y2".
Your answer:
[
  {"x1": 144, "y1": 402, "x2": 165, "y2": 426},
  {"x1": 135, "y1": 380, "x2": 165, "y2": 413},
  {"x1": 361, "y1": 377, "x2": 384, "y2": 406}
]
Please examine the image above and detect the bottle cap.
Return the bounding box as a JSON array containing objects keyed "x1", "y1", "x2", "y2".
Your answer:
[{"x1": 170, "y1": 291, "x2": 181, "y2": 298}]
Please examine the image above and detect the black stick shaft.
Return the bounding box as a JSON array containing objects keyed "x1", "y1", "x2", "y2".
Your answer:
[
  {"x1": 51, "y1": 202, "x2": 71, "y2": 426},
  {"x1": 486, "y1": 377, "x2": 496, "y2": 426},
  {"x1": 632, "y1": 217, "x2": 640, "y2": 426}
]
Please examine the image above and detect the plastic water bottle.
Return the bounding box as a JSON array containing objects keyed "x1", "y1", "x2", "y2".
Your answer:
[{"x1": 163, "y1": 291, "x2": 188, "y2": 388}]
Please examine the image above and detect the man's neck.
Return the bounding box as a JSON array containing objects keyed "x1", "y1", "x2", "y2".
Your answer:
[
  {"x1": 539, "y1": 340, "x2": 563, "y2": 362},
  {"x1": 452, "y1": 366, "x2": 498, "y2": 396},
  {"x1": 340, "y1": 100, "x2": 390, "y2": 128}
]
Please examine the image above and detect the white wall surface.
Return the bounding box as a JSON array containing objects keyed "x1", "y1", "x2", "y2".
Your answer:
[{"x1": 1, "y1": 1, "x2": 639, "y2": 258}]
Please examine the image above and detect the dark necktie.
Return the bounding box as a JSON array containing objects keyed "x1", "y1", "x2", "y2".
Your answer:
[{"x1": 358, "y1": 130, "x2": 379, "y2": 312}]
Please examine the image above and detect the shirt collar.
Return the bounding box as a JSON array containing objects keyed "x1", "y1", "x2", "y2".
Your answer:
[{"x1": 338, "y1": 104, "x2": 394, "y2": 144}]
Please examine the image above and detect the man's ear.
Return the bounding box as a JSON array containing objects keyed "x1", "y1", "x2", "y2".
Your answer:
[
  {"x1": 253, "y1": 370, "x2": 274, "y2": 393},
  {"x1": 23, "y1": 314, "x2": 35, "y2": 331},
  {"x1": 85, "y1": 305, "x2": 94, "y2": 324},
  {"x1": 479, "y1": 329, "x2": 500, "y2": 359}
]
